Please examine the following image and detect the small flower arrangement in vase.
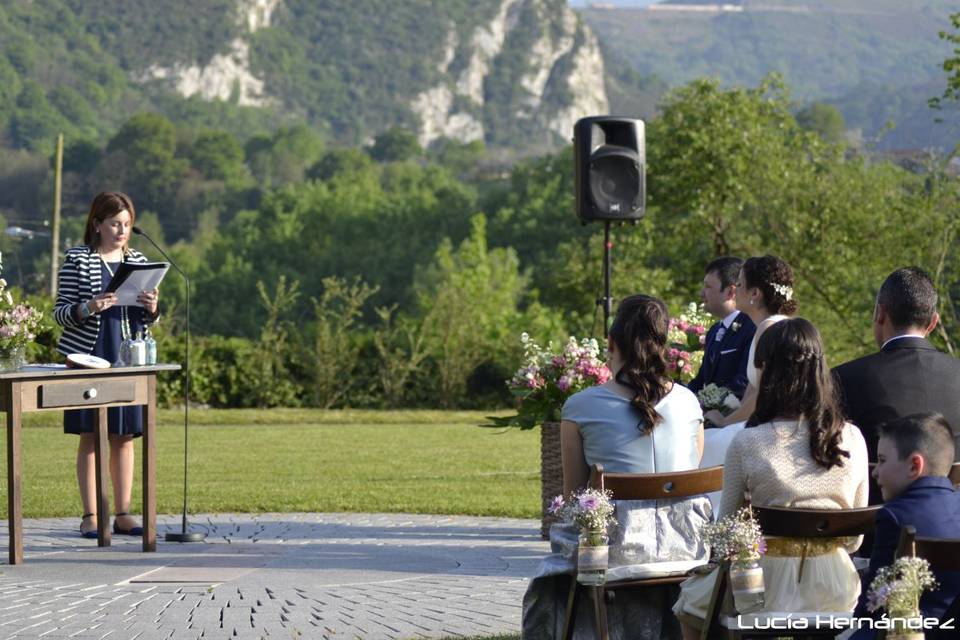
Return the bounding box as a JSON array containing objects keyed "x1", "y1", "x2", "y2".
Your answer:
[
  {"x1": 487, "y1": 333, "x2": 610, "y2": 429},
  {"x1": 697, "y1": 383, "x2": 741, "y2": 418},
  {"x1": 866, "y1": 556, "x2": 937, "y2": 639},
  {"x1": 701, "y1": 507, "x2": 766, "y2": 613},
  {"x1": 667, "y1": 303, "x2": 709, "y2": 383},
  {"x1": 550, "y1": 488, "x2": 617, "y2": 585},
  {"x1": 0, "y1": 274, "x2": 43, "y2": 372}
]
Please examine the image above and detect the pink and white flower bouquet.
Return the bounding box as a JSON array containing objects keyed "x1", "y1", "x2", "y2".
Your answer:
[
  {"x1": 0, "y1": 274, "x2": 43, "y2": 362},
  {"x1": 667, "y1": 302, "x2": 709, "y2": 383},
  {"x1": 488, "y1": 333, "x2": 610, "y2": 429}
]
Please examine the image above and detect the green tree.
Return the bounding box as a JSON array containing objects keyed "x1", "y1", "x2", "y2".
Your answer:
[
  {"x1": 102, "y1": 113, "x2": 187, "y2": 217},
  {"x1": 245, "y1": 124, "x2": 324, "y2": 188},
  {"x1": 311, "y1": 276, "x2": 378, "y2": 408},
  {"x1": 933, "y1": 12, "x2": 960, "y2": 111},
  {"x1": 368, "y1": 126, "x2": 421, "y2": 163},
  {"x1": 795, "y1": 102, "x2": 846, "y2": 144},
  {"x1": 188, "y1": 130, "x2": 248, "y2": 183},
  {"x1": 307, "y1": 147, "x2": 374, "y2": 182},
  {"x1": 10, "y1": 81, "x2": 64, "y2": 151},
  {"x1": 415, "y1": 214, "x2": 526, "y2": 407}
]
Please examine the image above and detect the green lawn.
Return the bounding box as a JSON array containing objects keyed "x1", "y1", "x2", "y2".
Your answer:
[{"x1": 0, "y1": 410, "x2": 541, "y2": 519}]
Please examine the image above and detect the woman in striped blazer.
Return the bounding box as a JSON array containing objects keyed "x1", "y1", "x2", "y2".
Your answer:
[{"x1": 54, "y1": 192, "x2": 159, "y2": 538}]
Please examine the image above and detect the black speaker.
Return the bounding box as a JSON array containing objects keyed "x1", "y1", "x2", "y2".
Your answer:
[{"x1": 574, "y1": 116, "x2": 645, "y2": 223}]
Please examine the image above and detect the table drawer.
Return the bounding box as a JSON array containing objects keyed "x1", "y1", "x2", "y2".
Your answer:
[{"x1": 40, "y1": 380, "x2": 137, "y2": 408}]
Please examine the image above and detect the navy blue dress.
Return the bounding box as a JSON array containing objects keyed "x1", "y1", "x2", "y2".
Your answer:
[{"x1": 63, "y1": 260, "x2": 145, "y2": 437}]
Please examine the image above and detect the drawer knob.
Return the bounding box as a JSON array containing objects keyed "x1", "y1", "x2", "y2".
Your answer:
[{"x1": 83, "y1": 388, "x2": 98, "y2": 400}]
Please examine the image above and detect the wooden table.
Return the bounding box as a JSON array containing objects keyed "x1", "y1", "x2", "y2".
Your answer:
[{"x1": 0, "y1": 364, "x2": 180, "y2": 564}]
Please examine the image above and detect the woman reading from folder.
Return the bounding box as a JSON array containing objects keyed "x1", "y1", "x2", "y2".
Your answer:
[{"x1": 53, "y1": 192, "x2": 159, "y2": 538}]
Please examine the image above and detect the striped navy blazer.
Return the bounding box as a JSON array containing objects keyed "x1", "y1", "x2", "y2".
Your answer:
[{"x1": 54, "y1": 245, "x2": 157, "y2": 356}]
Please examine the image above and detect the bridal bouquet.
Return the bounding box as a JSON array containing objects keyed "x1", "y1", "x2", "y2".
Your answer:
[
  {"x1": 667, "y1": 303, "x2": 709, "y2": 383},
  {"x1": 866, "y1": 556, "x2": 937, "y2": 632},
  {"x1": 697, "y1": 383, "x2": 741, "y2": 415},
  {"x1": 488, "y1": 333, "x2": 610, "y2": 428}
]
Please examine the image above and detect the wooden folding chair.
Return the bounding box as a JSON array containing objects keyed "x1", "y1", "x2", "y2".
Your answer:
[
  {"x1": 561, "y1": 462, "x2": 723, "y2": 640},
  {"x1": 701, "y1": 504, "x2": 882, "y2": 640},
  {"x1": 874, "y1": 525, "x2": 960, "y2": 640}
]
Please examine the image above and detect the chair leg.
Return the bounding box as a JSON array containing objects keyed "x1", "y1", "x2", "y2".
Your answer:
[
  {"x1": 590, "y1": 585, "x2": 609, "y2": 640},
  {"x1": 561, "y1": 577, "x2": 580, "y2": 640}
]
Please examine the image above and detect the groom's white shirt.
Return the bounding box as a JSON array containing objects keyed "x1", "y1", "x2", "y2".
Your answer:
[{"x1": 714, "y1": 310, "x2": 740, "y2": 342}]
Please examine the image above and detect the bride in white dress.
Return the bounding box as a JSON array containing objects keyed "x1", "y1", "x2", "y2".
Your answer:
[{"x1": 700, "y1": 255, "x2": 798, "y2": 470}]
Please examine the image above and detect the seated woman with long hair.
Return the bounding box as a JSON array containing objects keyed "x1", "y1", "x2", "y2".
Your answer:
[
  {"x1": 673, "y1": 318, "x2": 869, "y2": 638},
  {"x1": 522, "y1": 295, "x2": 708, "y2": 640}
]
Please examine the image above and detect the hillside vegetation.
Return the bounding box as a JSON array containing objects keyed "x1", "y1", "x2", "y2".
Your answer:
[{"x1": 580, "y1": 0, "x2": 960, "y2": 148}]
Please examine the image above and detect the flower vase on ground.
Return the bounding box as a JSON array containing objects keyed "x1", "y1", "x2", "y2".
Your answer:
[
  {"x1": 729, "y1": 558, "x2": 765, "y2": 613},
  {"x1": 866, "y1": 556, "x2": 937, "y2": 640},
  {"x1": 577, "y1": 527, "x2": 609, "y2": 586},
  {"x1": 0, "y1": 344, "x2": 25, "y2": 372}
]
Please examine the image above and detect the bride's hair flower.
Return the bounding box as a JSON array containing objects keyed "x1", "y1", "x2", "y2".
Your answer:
[{"x1": 770, "y1": 283, "x2": 793, "y2": 301}]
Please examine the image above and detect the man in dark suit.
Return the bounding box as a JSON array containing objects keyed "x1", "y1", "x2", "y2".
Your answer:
[
  {"x1": 833, "y1": 267, "x2": 960, "y2": 464},
  {"x1": 687, "y1": 257, "x2": 756, "y2": 404}
]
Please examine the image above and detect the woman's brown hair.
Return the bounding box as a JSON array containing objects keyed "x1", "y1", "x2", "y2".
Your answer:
[
  {"x1": 741, "y1": 254, "x2": 798, "y2": 315},
  {"x1": 83, "y1": 191, "x2": 136, "y2": 248},
  {"x1": 748, "y1": 317, "x2": 849, "y2": 469},
  {"x1": 608, "y1": 294, "x2": 671, "y2": 434}
]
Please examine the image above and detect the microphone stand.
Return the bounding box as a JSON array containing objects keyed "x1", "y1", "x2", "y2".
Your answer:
[{"x1": 132, "y1": 227, "x2": 206, "y2": 543}]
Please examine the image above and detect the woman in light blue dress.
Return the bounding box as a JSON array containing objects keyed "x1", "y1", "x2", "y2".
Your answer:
[{"x1": 522, "y1": 295, "x2": 708, "y2": 640}]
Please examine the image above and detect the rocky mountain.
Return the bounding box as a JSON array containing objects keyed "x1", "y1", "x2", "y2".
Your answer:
[
  {"x1": 0, "y1": 0, "x2": 608, "y2": 152},
  {"x1": 3, "y1": 0, "x2": 959, "y2": 154}
]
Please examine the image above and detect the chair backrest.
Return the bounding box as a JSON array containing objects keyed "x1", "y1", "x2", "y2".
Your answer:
[
  {"x1": 896, "y1": 524, "x2": 960, "y2": 571},
  {"x1": 588, "y1": 463, "x2": 723, "y2": 500},
  {"x1": 753, "y1": 505, "x2": 882, "y2": 538}
]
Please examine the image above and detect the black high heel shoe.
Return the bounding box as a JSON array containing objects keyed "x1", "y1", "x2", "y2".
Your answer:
[
  {"x1": 112, "y1": 512, "x2": 143, "y2": 536},
  {"x1": 79, "y1": 513, "x2": 98, "y2": 539}
]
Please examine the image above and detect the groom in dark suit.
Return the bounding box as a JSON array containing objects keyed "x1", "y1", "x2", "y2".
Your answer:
[
  {"x1": 833, "y1": 267, "x2": 960, "y2": 464},
  {"x1": 687, "y1": 257, "x2": 756, "y2": 403}
]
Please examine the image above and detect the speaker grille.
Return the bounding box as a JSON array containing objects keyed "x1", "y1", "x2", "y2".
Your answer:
[{"x1": 589, "y1": 151, "x2": 640, "y2": 217}]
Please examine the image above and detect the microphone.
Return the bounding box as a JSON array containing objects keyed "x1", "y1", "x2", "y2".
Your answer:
[{"x1": 132, "y1": 226, "x2": 205, "y2": 543}]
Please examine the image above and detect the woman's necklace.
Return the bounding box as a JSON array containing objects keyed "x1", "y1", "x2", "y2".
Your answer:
[{"x1": 98, "y1": 251, "x2": 130, "y2": 340}]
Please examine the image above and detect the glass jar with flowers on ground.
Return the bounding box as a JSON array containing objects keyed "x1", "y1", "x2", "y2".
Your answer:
[
  {"x1": 548, "y1": 488, "x2": 616, "y2": 585},
  {"x1": 865, "y1": 556, "x2": 937, "y2": 639},
  {"x1": 0, "y1": 274, "x2": 44, "y2": 372},
  {"x1": 485, "y1": 333, "x2": 610, "y2": 538},
  {"x1": 666, "y1": 303, "x2": 709, "y2": 384},
  {"x1": 701, "y1": 507, "x2": 767, "y2": 613}
]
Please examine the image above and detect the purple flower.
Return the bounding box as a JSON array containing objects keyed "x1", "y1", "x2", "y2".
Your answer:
[
  {"x1": 579, "y1": 495, "x2": 599, "y2": 511},
  {"x1": 866, "y1": 584, "x2": 892, "y2": 613},
  {"x1": 548, "y1": 495, "x2": 565, "y2": 515}
]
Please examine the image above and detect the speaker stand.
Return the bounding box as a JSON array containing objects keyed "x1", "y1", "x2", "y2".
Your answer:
[{"x1": 596, "y1": 221, "x2": 613, "y2": 333}]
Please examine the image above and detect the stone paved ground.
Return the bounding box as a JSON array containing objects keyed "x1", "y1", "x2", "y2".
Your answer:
[{"x1": 0, "y1": 513, "x2": 550, "y2": 639}]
